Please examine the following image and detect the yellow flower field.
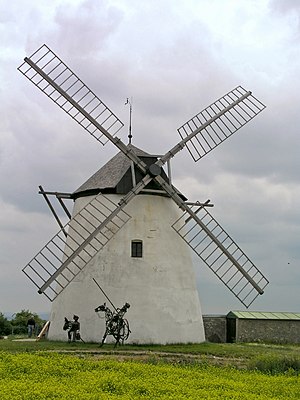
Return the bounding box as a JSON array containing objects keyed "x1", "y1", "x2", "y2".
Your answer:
[{"x1": 0, "y1": 351, "x2": 299, "y2": 399}]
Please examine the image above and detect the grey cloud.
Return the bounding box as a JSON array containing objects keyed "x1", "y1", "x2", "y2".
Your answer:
[
  {"x1": 53, "y1": 0, "x2": 123, "y2": 57},
  {"x1": 270, "y1": 0, "x2": 300, "y2": 13}
]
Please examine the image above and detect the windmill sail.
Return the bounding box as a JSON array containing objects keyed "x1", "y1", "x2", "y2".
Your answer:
[
  {"x1": 18, "y1": 44, "x2": 124, "y2": 145},
  {"x1": 23, "y1": 172, "x2": 153, "y2": 301},
  {"x1": 172, "y1": 205, "x2": 269, "y2": 308},
  {"x1": 177, "y1": 86, "x2": 266, "y2": 162},
  {"x1": 18, "y1": 44, "x2": 148, "y2": 174},
  {"x1": 23, "y1": 194, "x2": 131, "y2": 301}
]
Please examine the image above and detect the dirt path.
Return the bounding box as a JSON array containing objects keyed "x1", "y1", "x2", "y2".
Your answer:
[{"x1": 46, "y1": 349, "x2": 247, "y2": 369}]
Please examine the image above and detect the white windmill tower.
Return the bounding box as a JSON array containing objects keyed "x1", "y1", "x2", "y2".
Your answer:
[{"x1": 18, "y1": 45, "x2": 269, "y2": 344}]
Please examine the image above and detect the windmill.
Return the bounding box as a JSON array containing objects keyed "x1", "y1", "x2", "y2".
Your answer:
[{"x1": 18, "y1": 44, "x2": 269, "y2": 344}]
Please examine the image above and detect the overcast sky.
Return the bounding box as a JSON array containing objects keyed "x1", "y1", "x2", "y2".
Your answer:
[{"x1": 1, "y1": 0, "x2": 299, "y2": 316}]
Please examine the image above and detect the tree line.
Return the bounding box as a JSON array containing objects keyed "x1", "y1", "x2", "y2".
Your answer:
[{"x1": 0, "y1": 310, "x2": 46, "y2": 336}]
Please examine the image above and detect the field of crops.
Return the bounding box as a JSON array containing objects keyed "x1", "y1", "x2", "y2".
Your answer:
[{"x1": 0, "y1": 340, "x2": 300, "y2": 399}]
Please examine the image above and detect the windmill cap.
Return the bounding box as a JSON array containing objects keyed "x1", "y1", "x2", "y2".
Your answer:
[{"x1": 71, "y1": 144, "x2": 187, "y2": 201}]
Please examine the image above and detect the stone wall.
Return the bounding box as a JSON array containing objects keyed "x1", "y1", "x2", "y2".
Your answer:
[
  {"x1": 236, "y1": 319, "x2": 300, "y2": 344},
  {"x1": 203, "y1": 315, "x2": 227, "y2": 343}
]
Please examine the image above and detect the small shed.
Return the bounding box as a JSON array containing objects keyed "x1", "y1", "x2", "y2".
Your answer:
[{"x1": 227, "y1": 311, "x2": 300, "y2": 344}]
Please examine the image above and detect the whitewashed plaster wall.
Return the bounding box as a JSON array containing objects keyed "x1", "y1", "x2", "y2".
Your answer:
[{"x1": 48, "y1": 193, "x2": 205, "y2": 344}]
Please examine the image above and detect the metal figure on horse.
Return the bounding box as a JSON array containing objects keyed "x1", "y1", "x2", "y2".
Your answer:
[
  {"x1": 92, "y1": 278, "x2": 131, "y2": 347},
  {"x1": 95, "y1": 302, "x2": 131, "y2": 347}
]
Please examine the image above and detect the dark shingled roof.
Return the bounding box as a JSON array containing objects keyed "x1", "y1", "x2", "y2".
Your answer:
[
  {"x1": 73, "y1": 145, "x2": 146, "y2": 194},
  {"x1": 72, "y1": 144, "x2": 178, "y2": 199}
]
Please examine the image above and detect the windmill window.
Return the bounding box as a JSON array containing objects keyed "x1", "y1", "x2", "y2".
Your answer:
[{"x1": 131, "y1": 240, "x2": 143, "y2": 258}]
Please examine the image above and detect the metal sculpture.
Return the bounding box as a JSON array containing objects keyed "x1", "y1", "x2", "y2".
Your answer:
[
  {"x1": 95, "y1": 302, "x2": 131, "y2": 347},
  {"x1": 63, "y1": 315, "x2": 85, "y2": 343},
  {"x1": 18, "y1": 44, "x2": 269, "y2": 313}
]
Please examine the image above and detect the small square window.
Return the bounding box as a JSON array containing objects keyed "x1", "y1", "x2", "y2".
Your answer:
[{"x1": 131, "y1": 240, "x2": 143, "y2": 258}]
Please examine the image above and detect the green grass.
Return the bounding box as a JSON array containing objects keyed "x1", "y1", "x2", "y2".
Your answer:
[
  {"x1": 1, "y1": 336, "x2": 300, "y2": 372},
  {"x1": 1, "y1": 335, "x2": 300, "y2": 359}
]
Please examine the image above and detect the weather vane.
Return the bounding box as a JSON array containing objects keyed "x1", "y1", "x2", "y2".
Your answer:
[{"x1": 125, "y1": 97, "x2": 133, "y2": 144}]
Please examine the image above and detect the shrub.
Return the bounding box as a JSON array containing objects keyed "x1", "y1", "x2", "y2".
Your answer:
[
  {"x1": 249, "y1": 354, "x2": 300, "y2": 375},
  {"x1": 0, "y1": 313, "x2": 11, "y2": 336}
]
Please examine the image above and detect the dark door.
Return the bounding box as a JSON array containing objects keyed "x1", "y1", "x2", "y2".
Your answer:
[{"x1": 227, "y1": 318, "x2": 236, "y2": 343}]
